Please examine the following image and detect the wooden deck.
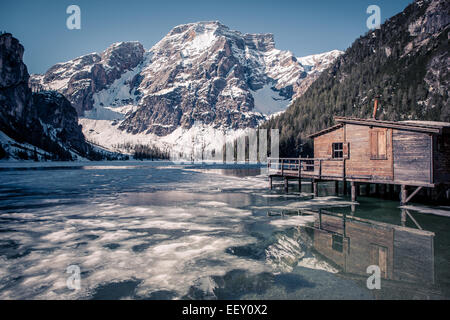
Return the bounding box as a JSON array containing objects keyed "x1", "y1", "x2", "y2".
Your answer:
[
  {"x1": 267, "y1": 157, "x2": 438, "y2": 204},
  {"x1": 268, "y1": 157, "x2": 435, "y2": 186}
]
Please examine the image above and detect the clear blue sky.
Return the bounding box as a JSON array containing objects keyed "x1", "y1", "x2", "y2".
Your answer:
[{"x1": 1, "y1": 0, "x2": 413, "y2": 74}]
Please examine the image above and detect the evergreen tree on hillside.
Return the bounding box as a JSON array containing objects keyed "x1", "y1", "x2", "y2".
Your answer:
[{"x1": 263, "y1": 0, "x2": 449, "y2": 157}]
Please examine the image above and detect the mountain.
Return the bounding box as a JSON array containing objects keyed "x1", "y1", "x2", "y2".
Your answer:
[
  {"x1": 0, "y1": 33, "x2": 113, "y2": 161},
  {"x1": 294, "y1": 50, "x2": 344, "y2": 99},
  {"x1": 30, "y1": 42, "x2": 146, "y2": 116},
  {"x1": 30, "y1": 22, "x2": 342, "y2": 154},
  {"x1": 264, "y1": 0, "x2": 449, "y2": 157}
]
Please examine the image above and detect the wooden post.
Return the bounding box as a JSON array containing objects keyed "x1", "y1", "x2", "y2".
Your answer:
[
  {"x1": 284, "y1": 177, "x2": 289, "y2": 193},
  {"x1": 386, "y1": 184, "x2": 392, "y2": 199},
  {"x1": 269, "y1": 176, "x2": 273, "y2": 190},
  {"x1": 298, "y1": 159, "x2": 302, "y2": 193},
  {"x1": 404, "y1": 186, "x2": 423, "y2": 204},
  {"x1": 313, "y1": 180, "x2": 318, "y2": 198},
  {"x1": 343, "y1": 213, "x2": 347, "y2": 237},
  {"x1": 427, "y1": 187, "x2": 432, "y2": 200},
  {"x1": 401, "y1": 209, "x2": 407, "y2": 227},
  {"x1": 319, "y1": 159, "x2": 322, "y2": 179},
  {"x1": 342, "y1": 158, "x2": 346, "y2": 195},
  {"x1": 365, "y1": 183, "x2": 371, "y2": 196},
  {"x1": 281, "y1": 159, "x2": 284, "y2": 176},
  {"x1": 318, "y1": 209, "x2": 322, "y2": 229},
  {"x1": 401, "y1": 185, "x2": 407, "y2": 205},
  {"x1": 335, "y1": 181, "x2": 339, "y2": 195},
  {"x1": 351, "y1": 182, "x2": 357, "y2": 202}
]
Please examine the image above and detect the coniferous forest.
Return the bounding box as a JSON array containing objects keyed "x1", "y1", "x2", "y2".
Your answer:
[{"x1": 263, "y1": 0, "x2": 449, "y2": 157}]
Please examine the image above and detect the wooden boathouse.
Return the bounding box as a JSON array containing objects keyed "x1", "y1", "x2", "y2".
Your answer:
[{"x1": 268, "y1": 117, "x2": 450, "y2": 204}]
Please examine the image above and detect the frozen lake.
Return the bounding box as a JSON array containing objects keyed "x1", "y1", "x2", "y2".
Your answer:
[{"x1": 0, "y1": 161, "x2": 449, "y2": 299}]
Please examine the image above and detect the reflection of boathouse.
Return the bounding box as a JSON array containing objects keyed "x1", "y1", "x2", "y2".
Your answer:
[{"x1": 307, "y1": 211, "x2": 435, "y2": 284}]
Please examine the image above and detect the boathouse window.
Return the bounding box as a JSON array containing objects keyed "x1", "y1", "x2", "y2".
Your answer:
[
  {"x1": 370, "y1": 130, "x2": 387, "y2": 160},
  {"x1": 332, "y1": 143, "x2": 344, "y2": 159}
]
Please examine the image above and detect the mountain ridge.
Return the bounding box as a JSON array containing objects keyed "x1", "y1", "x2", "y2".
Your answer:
[{"x1": 30, "y1": 21, "x2": 342, "y2": 146}]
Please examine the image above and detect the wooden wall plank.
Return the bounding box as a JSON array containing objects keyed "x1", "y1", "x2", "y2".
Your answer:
[{"x1": 393, "y1": 130, "x2": 431, "y2": 184}]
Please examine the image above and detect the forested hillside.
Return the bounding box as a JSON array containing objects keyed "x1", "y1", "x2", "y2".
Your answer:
[{"x1": 264, "y1": 0, "x2": 449, "y2": 156}]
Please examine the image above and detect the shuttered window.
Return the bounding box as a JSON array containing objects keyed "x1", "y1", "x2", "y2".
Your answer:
[{"x1": 370, "y1": 130, "x2": 387, "y2": 160}]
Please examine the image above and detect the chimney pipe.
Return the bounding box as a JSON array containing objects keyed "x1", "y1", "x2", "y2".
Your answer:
[{"x1": 372, "y1": 98, "x2": 379, "y2": 119}]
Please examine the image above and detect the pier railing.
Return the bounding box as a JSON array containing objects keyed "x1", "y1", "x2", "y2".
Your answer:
[{"x1": 267, "y1": 157, "x2": 346, "y2": 179}]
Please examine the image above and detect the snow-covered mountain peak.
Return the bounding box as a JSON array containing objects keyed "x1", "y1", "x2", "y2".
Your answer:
[
  {"x1": 30, "y1": 21, "x2": 343, "y2": 154},
  {"x1": 297, "y1": 49, "x2": 344, "y2": 74}
]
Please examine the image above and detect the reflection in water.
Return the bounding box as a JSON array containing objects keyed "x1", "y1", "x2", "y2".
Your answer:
[
  {"x1": 0, "y1": 162, "x2": 449, "y2": 300},
  {"x1": 307, "y1": 210, "x2": 434, "y2": 282},
  {"x1": 296, "y1": 209, "x2": 443, "y2": 299}
]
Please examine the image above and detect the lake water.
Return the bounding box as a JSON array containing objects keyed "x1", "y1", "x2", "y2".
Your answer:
[{"x1": 0, "y1": 161, "x2": 449, "y2": 300}]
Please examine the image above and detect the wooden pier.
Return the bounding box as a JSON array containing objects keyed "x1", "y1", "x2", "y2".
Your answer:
[{"x1": 268, "y1": 117, "x2": 450, "y2": 205}]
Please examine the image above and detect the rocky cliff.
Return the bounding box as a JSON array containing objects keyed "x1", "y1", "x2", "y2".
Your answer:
[{"x1": 0, "y1": 33, "x2": 98, "y2": 160}]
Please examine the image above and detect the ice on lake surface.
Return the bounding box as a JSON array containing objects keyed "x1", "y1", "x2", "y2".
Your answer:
[{"x1": 0, "y1": 161, "x2": 449, "y2": 299}]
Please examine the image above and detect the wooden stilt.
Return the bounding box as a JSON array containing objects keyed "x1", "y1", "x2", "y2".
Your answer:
[
  {"x1": 386, "y1": 184, "x2": 394, "y2": 199},
  {"x1": 394, "y1": 185, "x2": 399, "y2": 198},
  {"x1": 343, "y1": 213, "x2": 347, "y2": 237},
  {"x1": 401, "y1": 209, "x2": 406, "y2": 227},
  {"x1": 313, "y1": 180, "x2": 318, "y2": 198},
  {"x1": 343, "y1": 180, "x2": 347, "y2": 195},
  {"x1": 298, "y1": 178, "x2": 302, "y2": 193},
  {"x1": 401, "y1": 185, "x2": 407, "y2": 205},
  {"x1": 404, "y1": 186, "x2": 423, "y2": 204},
  {"x1": 284, "y1": 178, "x2": 289, "y2": 193},
  {"x1": 335, "y1": 181, "x2": 339, "y2": 195},
  {"x1": 351, "y1": 182, "x2": 357, "y2": 202},
  {"x1": 269, "y1": 176, "x2": 273, "y2": 190},
  {"x1": 318, "y1": 209, "x2": 322, "y2": 229}
]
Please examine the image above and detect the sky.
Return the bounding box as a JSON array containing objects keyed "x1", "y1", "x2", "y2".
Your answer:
[{"x1": 1, "y1": 0, "x2": 413, "y2": 74}]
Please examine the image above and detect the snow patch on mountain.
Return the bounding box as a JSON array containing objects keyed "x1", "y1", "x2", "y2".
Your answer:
[{"x1": 251, "y1": 84, "x2": 289, "y2": 115}]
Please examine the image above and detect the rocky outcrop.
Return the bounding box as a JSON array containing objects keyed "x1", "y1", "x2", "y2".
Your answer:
[
  {"x1": 30, "y1": 42, "x2": 145, "y2": 115},
  {"x1": 0, "y1": 33, "x2": 42, "y2": 150},
  {"x1": 0, "y1": 33, "x2": 95, "y2": 160},
  {"x1": 32, "y1": 91, "x2": 89, "y2": 156}
]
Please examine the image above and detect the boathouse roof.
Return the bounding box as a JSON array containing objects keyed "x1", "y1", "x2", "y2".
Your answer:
[{"x1": 307, "y1": 117, "x2": 450, "y2": 139}]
